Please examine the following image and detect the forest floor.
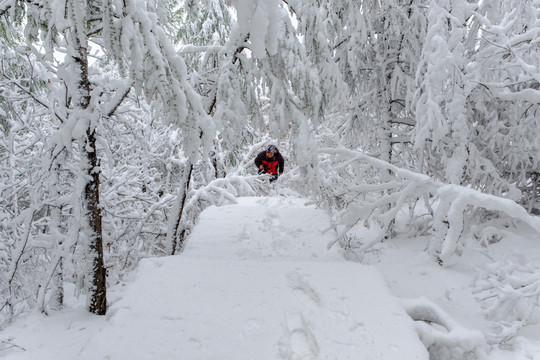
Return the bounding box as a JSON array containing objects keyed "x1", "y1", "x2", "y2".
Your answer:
[{"x1": 1, "y1": 194, "x2": 539, "y2": 359}]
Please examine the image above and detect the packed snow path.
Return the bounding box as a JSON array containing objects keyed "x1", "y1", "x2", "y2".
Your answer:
[{"x1": 2, "y1": 197, "x2": 428, "y2": 359}]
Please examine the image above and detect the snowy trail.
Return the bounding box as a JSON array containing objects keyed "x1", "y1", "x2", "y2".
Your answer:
[
  {"x1": 2, "y1": 197, "x2": 428, "y2": 360},
  {"x1": 182, "y1": 196, "x2": 345, "y2": 261}
]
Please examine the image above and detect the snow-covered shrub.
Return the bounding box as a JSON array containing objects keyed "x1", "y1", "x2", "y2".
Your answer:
[
  {"x1": 412, "y1": 0, "x2": 540, "y2": 216},
  {"x1": 402, "y1": 297, "x2": 487, "y2": 360},
  {"x1": 0, "y1": 48, "x2": 61, "y2": 323},
  {"x1": 467, "y1": 1, "x2": 540, "y2": 215},
  {"x1": 99, "y1": 111, "x2": 181, "y2": 275},
  {"x1": 472, "y1": 253, "x2": 540, "y2": 345}
]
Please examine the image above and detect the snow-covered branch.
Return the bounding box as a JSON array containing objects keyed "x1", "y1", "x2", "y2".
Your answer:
[
  {"x1": 320, "y1": 146, "x2": 540, "y2": 266},
  {"x1": 472, "y1": 254, "x2": 540, "y2": 344}
]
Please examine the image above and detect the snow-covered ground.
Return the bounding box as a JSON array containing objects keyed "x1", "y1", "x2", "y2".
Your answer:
[
  {"x1": 355, "y1": 209, "x2": 540, "y2": 359},
  {"x1": 1, "y1": 195, "x2": 539, "y2": 359}
]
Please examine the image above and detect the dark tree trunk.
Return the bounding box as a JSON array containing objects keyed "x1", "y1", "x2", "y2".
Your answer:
[
  {"x1": 86, "y1": 128, "x2": 107, "y2": 315},
  {"x1": 51, "y1": 257, "x2": 64, "y2": 310},
  {"x1": 170, "y1": 162, "x2": 194, "y2": 255}
]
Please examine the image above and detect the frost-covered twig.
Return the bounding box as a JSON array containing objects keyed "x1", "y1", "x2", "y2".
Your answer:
[
  {"x1": 7, "y1": 208, "x2": 36, "y2": 286},
  {"x1": 472, "y1": 253, "x2": 540, "y2": 345},
  {"x1": 0, "y1": 339, "x2": 26, "y2": 352}
]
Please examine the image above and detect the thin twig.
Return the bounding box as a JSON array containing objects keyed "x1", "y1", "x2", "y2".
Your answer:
[{"x1": 0, "y1": 339, "x2": 26, "y2": 352}]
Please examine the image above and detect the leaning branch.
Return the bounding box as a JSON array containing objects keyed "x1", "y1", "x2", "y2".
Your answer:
[
  {"x1": 319, "y1": 146, "x2": 540, "y2": 266},
  {"x1": 105, "y1": 81, "x2": 133, "y2": 118}
]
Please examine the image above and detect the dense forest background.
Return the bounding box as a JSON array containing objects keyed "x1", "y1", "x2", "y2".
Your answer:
[{"x1": 1, "y1": 0, "x2": 539, "y2": 346}]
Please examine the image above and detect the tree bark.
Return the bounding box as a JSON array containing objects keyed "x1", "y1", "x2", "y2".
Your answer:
[
  {"x1": 68, "y1": 17, "x2": 107, "y2": 315},
  {"x1": 169, "y1": 161, "x2": 194, "y2": 255},
  {"x1": 86, "y1": 128, "x2": 107, "y2": 315}
]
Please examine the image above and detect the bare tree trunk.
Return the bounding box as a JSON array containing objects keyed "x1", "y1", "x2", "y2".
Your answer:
[
  {"x1": 86, "y1": 128, "x2": 107, "y2": 315},
  {"x1": 68, "y1": 18, "x2": 107, "y2": 315},
  {"x1": 50, "y1": 257, "x2": 64, "y2": 310},
  {"x1": 169, "y1": 161, "x2": 194, "y2": 255}
]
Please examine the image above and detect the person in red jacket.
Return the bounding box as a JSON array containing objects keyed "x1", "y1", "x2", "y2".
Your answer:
[{"x1": 254, "y1": 145, "x2": 284, "y2": 183}]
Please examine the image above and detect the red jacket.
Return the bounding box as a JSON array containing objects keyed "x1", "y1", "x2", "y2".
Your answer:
[{"x1": 254, "y1": 151, "x2": 284, "y2": 175}]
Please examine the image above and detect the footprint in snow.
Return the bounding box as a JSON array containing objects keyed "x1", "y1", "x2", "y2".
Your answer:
[
  {"x1": 286, "y1": 271, "x2": 322, "y2": 309},
  {"x1": 284, "y1": 312, "x2": 320, "y2": 360}
]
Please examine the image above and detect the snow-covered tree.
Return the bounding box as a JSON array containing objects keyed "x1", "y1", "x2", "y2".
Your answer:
[
  {"x1": 412, "y1": 0, "x2": 539, "y2": 215},
  {"x1": 309, "y1": 0, "x2": 428, "y2": 168},
  {"x1": 0, "y1": 35, "x2": 63, "y2": 321},
  {"x1": 180, "y1": 0, "x2": 259, "y2": 178},
  {"x1": 414, "y1": 0, "x2": 477, "y2": 185},
  {"x1": 467, "y1": 0, "x2": 540, "y2": 214},
  {"x1": 0, "y1": 0, "x2": 213, "y2": 317}
]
